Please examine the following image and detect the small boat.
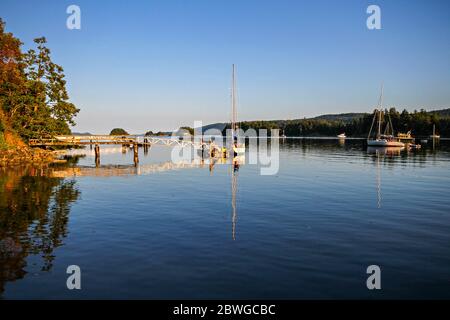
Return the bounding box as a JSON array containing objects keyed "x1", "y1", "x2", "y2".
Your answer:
[
  {"x1": 397, "y1": 131, "x2": 412, "y2": 139},
  {"x1": 429, "y1": 124, "x2": 440, "y2": 139},
  {"x1": 408, "y1": 143, "x2": 421, "y2": 150},
  {"x1": 397, "y1": 131, "x2": 415, "y2": 142},
  {"x1": 337, "y1": 133, "x2": 346, "y2": 138},
  {"x1": 367, "y1": 85, "x2": 405, "y2": 148},
  {"x1": 420, "y1": 139, "x2": 428, "y2": 144}
]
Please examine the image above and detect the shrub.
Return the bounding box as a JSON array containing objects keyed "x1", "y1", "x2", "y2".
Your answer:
[{"x1": 110, "y1": 128, "x2": 129, "y2": 135}]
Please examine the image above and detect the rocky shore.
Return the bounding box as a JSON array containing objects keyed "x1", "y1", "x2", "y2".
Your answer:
[{"x1": 0, "y1": 147, "x2": 57, "y2": 167}]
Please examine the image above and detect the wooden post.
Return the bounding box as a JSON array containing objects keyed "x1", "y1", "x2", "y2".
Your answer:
[
  {"x1": 143, "y1": 138, "x2": 149, "y2": 155},
  {"x1": 133, "y1": 143, "x2": 139, "y2": 166},
  {"x1": 90, "y1": 140, "x2": 93, "y2": 150},
  {"x1": 201, "y1": 138, "x2": 205, "y2": 158},
  {"x1": 94, "y1": 144, "x2": 100, "y2": 167}
]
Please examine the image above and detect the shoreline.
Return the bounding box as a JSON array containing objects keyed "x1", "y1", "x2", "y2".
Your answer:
[{"x1": 0, "y1": 146, "x2": 60, "y2": 168}]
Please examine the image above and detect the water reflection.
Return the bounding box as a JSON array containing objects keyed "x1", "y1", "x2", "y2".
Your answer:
[
  {"x1": 366, "y1": 147, "x2": 406, "y2": 208},
  {"x1": 230, "y1": 156, "x2": 244, "y2": 240},
  {"x1": 367, "y1": 146, "x2": 404, "y2": 156},
  {"x1": 0, "y1": 165, "x2": 80, "y2": 296},
  {"x1": 1, "y1": 139, "x2": 449, "y2": 298}
]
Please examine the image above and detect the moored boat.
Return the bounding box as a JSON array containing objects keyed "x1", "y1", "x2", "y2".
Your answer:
[
  {"x1": 397, "y1": 131, "x2": 415, "y2": 142},
  {"x1": 367, "y1": 138, "x2": 404, "y2": 147},
  {"x1": 367, "y1": 85, "x2": 405, "y2": 148}
]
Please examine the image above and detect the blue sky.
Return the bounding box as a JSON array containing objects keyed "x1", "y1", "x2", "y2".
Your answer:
[{"x1": 1, "y1": 0, "x2": 450, "y2": 133}]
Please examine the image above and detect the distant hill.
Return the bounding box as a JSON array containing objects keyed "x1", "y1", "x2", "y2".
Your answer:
[
  {"x1": 202, "y1": 108, "x2": 450, "y2": 128},
  {"x1": 428, "y1": 108, "x2": 450, "y2": 118},
  {"x1": 197, "y1": 107, "x2": 450, "y2": 137},
  {"x1": 198, "y1": 122, "x2": 227, "y2": 133},
  {"x1": 312, "y1": 113, "x2": 367, "y2": 122},
  {"x1": 312, "y1": 108, "x2": 450, "y2": 121},
  {"x1": 72, "y1": 132, "x2": 92, "y2": 136}
]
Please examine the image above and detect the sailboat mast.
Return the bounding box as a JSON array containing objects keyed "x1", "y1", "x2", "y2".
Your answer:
[
  {"x1": 377, "y1": 84, "x2": 384, "y2": 139},
  {"x1": 231, "y1": 64, "x2": 237, "y2": 134}
]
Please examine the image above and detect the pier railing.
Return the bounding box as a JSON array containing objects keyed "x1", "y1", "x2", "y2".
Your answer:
[
  {"x1": 29, "y1": 135, "x2": 212, "y2": 149},
  {"x1": 29, "y1": 135, "x2": 138, "y2": 146}
]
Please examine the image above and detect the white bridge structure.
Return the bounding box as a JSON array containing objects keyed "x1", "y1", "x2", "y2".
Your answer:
[
  {"x1": 29, "y1": 135, "x2": 211, "y2": 149},
  {"x1": 29, "y1": 135, "x2": 227, "y2": 166}
]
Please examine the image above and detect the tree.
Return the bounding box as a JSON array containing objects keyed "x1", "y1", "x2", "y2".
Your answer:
[
  {"x1": 110, "y1": 128, "x2": 129, "y2": 135},
  {"x1": 0, "y1": 18, "x2": 26, "y2": 126},
  {"x1": 0, "y1": 19, "x2": 79, "y2": 141},
  {"x1": 21, "y1": 37, "x2": 79, "y2": 138},
  {"x1": 179, "y1": 126, "x2": 194, "y2": 135}
]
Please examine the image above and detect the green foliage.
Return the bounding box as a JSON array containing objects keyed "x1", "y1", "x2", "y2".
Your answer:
[
  {"x1": 0, "y1": 19, "x2": 79, "y2": 141},
  {"x1": 230, "y1": 108, "x2": 449, "y2": 137},
  {"x1": 0, "y1": 132, "x2": 6, "y2": 150},
  {"x1": 145, "y1": 130, "x2": 169, "y2": 136},
  {"x1": 179, "y1": 126, "x2": 194, "y2": 135},
  {"x1": 110, "y1": 128, "x2": 129, "y2": 135}
]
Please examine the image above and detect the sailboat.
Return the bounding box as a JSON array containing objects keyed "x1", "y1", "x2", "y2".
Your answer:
[
  {"x1": 367, "y1": 86, "x2": 404, "y2": 148},
  {"x1": 231, "y1": 64, "x2": 245, "y2": 155},
  {"x1": 429, "y1": 124, "x2": 440, "y2": 139}
]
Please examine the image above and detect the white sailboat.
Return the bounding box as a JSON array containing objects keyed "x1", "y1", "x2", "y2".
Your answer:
[
  {"x1": 231, "y1": 64, "x2": 245, "y2": 155},
  {"x1": 367, "y1": 85, "x2": 404, "y2": 148}
]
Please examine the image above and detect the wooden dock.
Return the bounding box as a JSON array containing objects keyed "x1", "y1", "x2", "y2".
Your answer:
[
  {"x1": 29, "y1": 135, "x2": 143, "y2": 146},
  {"x1": 29, "y1": 135, "x2": 209, "y2": 148},
  {"x1": 29, "y1": 135, "x2": 214, "y2": 166}
]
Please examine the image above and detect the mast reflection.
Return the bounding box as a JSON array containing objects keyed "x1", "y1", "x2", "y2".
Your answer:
[
  {"x1": 367, "y1": 146, "x2": 403, "y2": 208},
  {"x1": 231, "y1": 155, "x2": 244, "y2": 240}
]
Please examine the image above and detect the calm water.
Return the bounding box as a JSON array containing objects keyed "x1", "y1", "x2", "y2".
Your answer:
[{"x1": 1, "y1": 139, "x2": 450, "y2": 299}]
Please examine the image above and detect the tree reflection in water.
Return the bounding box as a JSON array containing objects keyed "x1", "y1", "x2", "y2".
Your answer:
[{"x1": 0, "y1": 165, "x2": 80, "y2": 296}]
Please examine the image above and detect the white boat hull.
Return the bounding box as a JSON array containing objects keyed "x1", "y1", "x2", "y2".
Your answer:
[
  {"x1": 233, "y1": 146, "x2": 245, "y2": 154},
  {"x1": 367, "y1": 139, "x2": 404, "y2": 147}
]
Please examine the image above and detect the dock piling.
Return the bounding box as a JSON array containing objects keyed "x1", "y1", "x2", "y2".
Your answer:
[
  {"x1": 133, "y1": 143, "x2": 139, "y2": 166},
  {"x1": 94, "y1": 144, "x2": 100, "y2": 167}
]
